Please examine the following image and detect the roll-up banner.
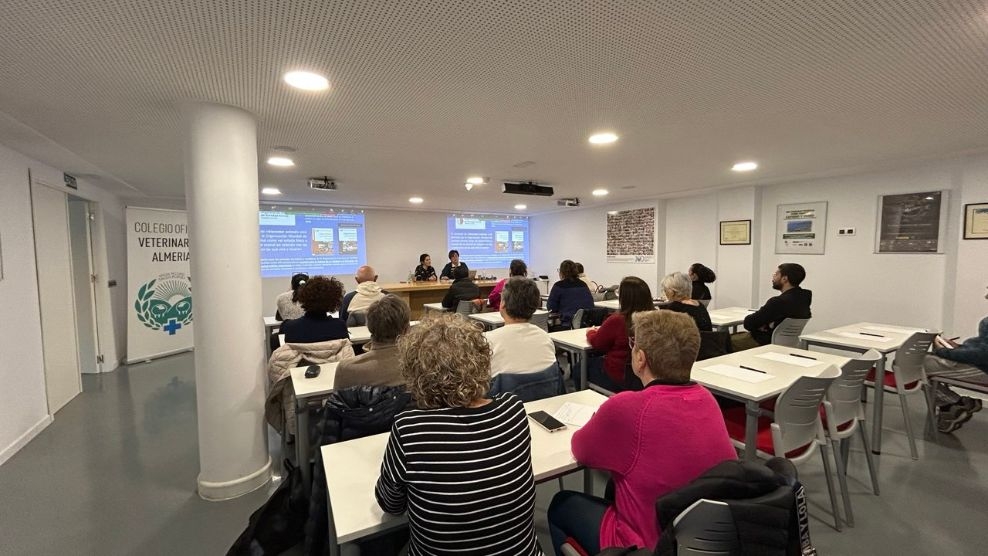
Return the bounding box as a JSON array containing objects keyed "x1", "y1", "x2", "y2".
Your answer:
[{"x1": 126, "y1": 207, "x2": 194, "y2": 363}]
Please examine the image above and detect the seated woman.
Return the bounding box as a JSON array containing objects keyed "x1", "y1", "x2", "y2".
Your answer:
[
  {"x1": 414, "y1": 253, "x2": 437, "y2": 281},
  {"x1": 488, "y1": 258, "x2": 527, "y2": 311},
  {"x1": 279, "y1": 275, "x2": 349, "y2": 343},
  {"x1": 441, "y1": 265, "x2": 481, "y2": 309},
  {"x1": 486, "y1": 277, "x2": 556, "y2": 376},
  {"x1": 547, "y1": 259, "x2": 594, "y2": 330},
  {"x1": 548, "y1": 311, "x2": 736, "y2": 554},
  {"x1": 660, "y1": 271, "x2": 713, "y2": 331},
  {"x1": 586, "y1": 276, "x2": 654, "y2": 392},
  {"x1": 274, "y1": 273, "x2": 308, "y2": 321},
  {"x1": 375, "y1": 313, "x2": 543, "y2": 556},
  {"x1": 688, "y1": 262, "x2": 716, "y2": 301},
  {"x1": 334, "y1": 295, "x2": 410, "y2": 390}
]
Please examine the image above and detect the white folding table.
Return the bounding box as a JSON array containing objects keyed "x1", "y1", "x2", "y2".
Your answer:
[
  {"x1": 468, "y1": 309, "x2": 549, "y2": 330},
  {"x1": 549, "y1": 328, "x2": 594, "y2": 390},
  {"x1": 708, "y1": 306, "x2": 755, "y2": 333}
]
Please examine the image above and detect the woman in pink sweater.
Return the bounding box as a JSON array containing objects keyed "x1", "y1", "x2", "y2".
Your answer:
[{"x1": 547, "y1": 310, "x2": 736, "y2": 554}]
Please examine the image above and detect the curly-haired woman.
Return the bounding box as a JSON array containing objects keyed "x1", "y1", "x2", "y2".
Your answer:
[
  {"x1": 375, "y1": 312, "x2": 544, "y2": 556},
  {"x1": 279, "y1": 275, "x2": 348, "y2": 343}
]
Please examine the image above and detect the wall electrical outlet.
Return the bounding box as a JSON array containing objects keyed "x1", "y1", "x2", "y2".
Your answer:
[{"x1": 837, "y1": 227, "x2": 857, "y2": 236}]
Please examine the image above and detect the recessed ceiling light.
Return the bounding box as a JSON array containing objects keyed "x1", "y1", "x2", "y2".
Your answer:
[
  {"x1": 924, "y1": 196, "x2": 934, "y2": 200},
  {"x1": 464, "y1": 183, "x2": 474, "y2": 191},
  {"x1": 588, "y1": 132, "x2": 619, "y2": 145},
  {"x1": 592, "y1": 188, "x2": 609, "y2": 197},
  {"x1": 514, "y1": 204, "x2": 527, "y2": 210},
  {"x1": 409, "y1": 196, "x2": 424, "y2": 204},
  {"x1": 466, "y1": 176, "x2": 484, "y2": 185},
  {"x1": 607, "y1": 211, "x2": 619, "y2": 216},
  {"x1": 267, "y1": 156, "x2": 295, "y2": 167},
  {"x1": 283, "y1": 71, "x2": 330, "y2": 91},
  {"x1": 261, "y1": 187, "x2": 282, "y2": 195},
  {"x1": 731, "y1": 161, "x2": 758, "y2": 172}
]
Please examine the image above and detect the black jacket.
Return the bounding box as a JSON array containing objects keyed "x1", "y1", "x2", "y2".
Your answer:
[
  {"x1": 441, "y1": 277, "x2": 480, "y2": 309},
  {"x1": 743, "y1": 287, "x2": 812, "y2": 345}
]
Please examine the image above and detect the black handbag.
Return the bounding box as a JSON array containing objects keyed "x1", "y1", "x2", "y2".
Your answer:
[{"x1": 227, "y1": 459, "x2": 309, "y2": 556}]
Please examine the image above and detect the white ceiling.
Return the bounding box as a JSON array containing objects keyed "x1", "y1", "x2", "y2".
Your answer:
[{"x1": 1, "y1": 0, "x2": 987, "y2": 214}]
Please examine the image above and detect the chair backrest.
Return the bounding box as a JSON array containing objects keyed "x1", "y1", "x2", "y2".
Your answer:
[
  {"x1": 529, "y1": 312, "x2": 549, "y2": 332},
  {"x1": 455, "y1": 299, "x2": 477, "y2": 316},
  {"x1": 892, "y1": 331, "x2": 937, "y2": 385},
  {"x1": 771, "y1": 318, "x2": 810, "y2": 348},
  {"x1": 673, "y1": 499, "x2": 741, "y2": 555},
  {"x1": 825, "y1": 350, "x2": 882, "y2": 432},
  {"x1": 770, "y1": 366, "x2": 840, "y2": 460},
  {"x1": 572, "y1": 307, "x2": 609, "y2": 329},
  {"x1": 488, "y1": 363, "x2": 564, "y2": 402}
]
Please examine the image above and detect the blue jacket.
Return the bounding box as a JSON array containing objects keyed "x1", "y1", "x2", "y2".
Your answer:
[
  {"x1": 547, "y1": 278, "x2": 594, "y2": 327},
  {"x1": 934, "y1": 316, "x2": 988, "y2": 373}
]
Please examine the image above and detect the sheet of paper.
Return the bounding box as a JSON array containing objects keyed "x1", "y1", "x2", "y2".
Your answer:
[
  {"x1": 701, "y1": 364, "x2": 773, "y2": 383},
  {"x1": 553, "y1": 402, "x2": 596, "y2": 427},
  {"x1": 837, "y1": 332, "x2": 894, "y2": 343},
  {"x1": 754, "y1": 352, "x2": 823, "y2": 368},
  {"x1": 862, "y1": 325, "x2": 925, "y2": 334}
]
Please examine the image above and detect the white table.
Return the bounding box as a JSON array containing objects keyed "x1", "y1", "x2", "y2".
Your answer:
[
  {"x1": 549, "y1": 328, "x2": 593, "y2": 389},
  {"x1": 422, "y1": 302, "x2": 446, "y2": 314},
  {"x1": 691, "y1": 344, "x2": 849, "y2": 461},
  {"x1": 348, "y1": 321, "x2": 420, "y2": 346},
  {"x1": 594, "y1": 299, "x2": 669, "y2": 311},
  {"x1": 321, "y1": 389, "x2": 608, "y2": 556},
  {"x1": 468, "y1": 309, "x2": 549, "y2": 330},
  {"x1": 708, "y1": 306, "x2": 754, "y2": 333},
  {"x1": 290, "y1": 361, "x2": 341, "y2": 490},
  {"x1": 800, "y1": 322, "x2": 929, "y2": 455},
  {"x1": 264, "y1": 316, "x2": 281, "y2": 359}
]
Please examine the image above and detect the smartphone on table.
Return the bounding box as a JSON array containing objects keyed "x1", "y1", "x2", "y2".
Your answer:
[{"x1": 528, "y1": 411, "x2": 566, "y2": 433}]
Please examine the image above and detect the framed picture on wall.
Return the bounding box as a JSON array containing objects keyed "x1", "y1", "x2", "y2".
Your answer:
[
  {"x1": 963, "y1": 202, "x2": 988, "y2": 240},
  {"x1": 775, "y1": 201, "x2": 827, "y2": 254},
  {"x1": 875, "y1": 190, "x2": 948, "y2": 253},
  {"x1": 720, "y1": 219, "x2": 751, "y2": 245}
]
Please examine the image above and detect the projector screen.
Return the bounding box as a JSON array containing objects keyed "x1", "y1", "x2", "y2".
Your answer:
[
  {"x1": 259, "y1": 208, "x2": 366, "y2": 278},
  {"x1": 447, "y1": 214, "x2": 529, "y2": 268}
]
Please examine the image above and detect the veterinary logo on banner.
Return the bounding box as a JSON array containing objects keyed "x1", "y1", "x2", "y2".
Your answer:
[{"x1": 126, "y1": 207, "x2": 194, "y2": 363}]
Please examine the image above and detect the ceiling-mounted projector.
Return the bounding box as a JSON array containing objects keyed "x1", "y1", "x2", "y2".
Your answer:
[
  {"x1": 308, "y1": 176, "x2": 337, "y2": 191},
  {"x1": 556, "y1": 198, "x2": 580, "y2": 207},
  {"x1": 502, "y1": 181, "x2": 553, "y2": 196}
]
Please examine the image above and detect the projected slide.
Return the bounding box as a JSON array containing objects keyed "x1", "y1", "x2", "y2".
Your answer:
[
  {"x1": 259, "y1": 208, "x2": 366, "y2": 277},
  {"x1": 447, "y1": 215, "x2": 529, "y2": 268}
]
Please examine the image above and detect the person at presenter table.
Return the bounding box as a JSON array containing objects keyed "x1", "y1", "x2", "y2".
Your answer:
[
  {"x1": 439, "y1": 249, "x2": 469, "y2": 281},
  {"x1": 414, "y1": 253, "x2": 437, "y2": 281}
]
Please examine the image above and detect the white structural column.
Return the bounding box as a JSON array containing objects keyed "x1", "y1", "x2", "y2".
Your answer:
[{"x1": 183, "y1": 102, "x2": 271, "y2": 500}]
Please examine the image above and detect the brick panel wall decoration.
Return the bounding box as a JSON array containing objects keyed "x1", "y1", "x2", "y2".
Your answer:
[{"x1": 606, "y1": 207, "x2": 655, "y2": 263}]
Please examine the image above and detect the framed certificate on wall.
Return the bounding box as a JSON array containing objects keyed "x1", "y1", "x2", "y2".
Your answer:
[
  {"x1": 776, "y1": 201, "x2": 827, "y2": 254},
  {"x1": 720, "y1": 219, "x2": 751, "y2": 245},
  {"x1": 963, "y1": 202, "x2": 988, "y2": 240}
]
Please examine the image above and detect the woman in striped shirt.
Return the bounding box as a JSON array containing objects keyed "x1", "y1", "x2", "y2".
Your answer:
[{"x1": 375, "y1": 312, "x2": 544, "y2": 556}]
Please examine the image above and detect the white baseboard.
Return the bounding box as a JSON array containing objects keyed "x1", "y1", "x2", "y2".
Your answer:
[{"x1": 0, "y1": 414, "x2": 54, "y2": 467}]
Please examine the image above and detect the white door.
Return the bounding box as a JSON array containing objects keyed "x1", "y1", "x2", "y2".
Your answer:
[{"x1": 31, "y1": 180, "x2": 82, "y2": 413}]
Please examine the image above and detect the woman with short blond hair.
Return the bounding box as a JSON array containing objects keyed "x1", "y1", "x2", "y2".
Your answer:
[{"x1": 375, "y1": 313, "x2": 543, "y2": 555}]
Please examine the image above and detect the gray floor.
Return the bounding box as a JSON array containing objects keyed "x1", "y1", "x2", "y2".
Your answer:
[{"x1": 1, "y1": 353, "x2": 987, "y2": 555}]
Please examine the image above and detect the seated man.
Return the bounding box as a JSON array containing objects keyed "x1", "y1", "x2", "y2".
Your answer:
[
  {"x1": 334, "y1": 295, "x2": 410, "y2": 390},
  {"x1": 485, "y1": 277, "x2": 556, "y2": 376},
  {"x1": 441, "y1": 265, "x2": 480, "y2": 310},
  {"x1": 925, "y1": 285, "x2": 988, "y2": 433},
  {"x1": 340, "y1": 264, "x2": 385, "y2": 323},
  {"x1": 732, "y1": 263, "x2": 812, "y2": 351}
]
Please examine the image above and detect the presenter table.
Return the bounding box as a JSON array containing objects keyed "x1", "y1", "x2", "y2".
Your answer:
[
  {"x1": 468, "y1": 309, "x2": 549, "y2": 330},
  {"x1": 800, "y1": 322, "x2": 929, "y2": 455},
  {"x1": 378, "y1": 281, "x2": 499, "y2": 319},
  {"x1": 708, "y1": 307, "x2": 755, "y2": 333},
  {"x1": 549, "y1": 328, "x2": 594, "y2": 390},
  {"x1": 691, "y1": 344, "x2": 849, "y2": 461},
  {"x1": 321, "y1": 389, "x2": 608, "y2": 556}
]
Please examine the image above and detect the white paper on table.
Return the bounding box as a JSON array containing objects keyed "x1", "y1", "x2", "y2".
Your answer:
[
  {"x1": 754, "y1": 352, "x2": 823, "y2": 368},
  {"x1": 837, "y1": 332, "x2": 895, "y2": 343},
  {"x1": 861, "y1": 325, "x2": 925, "y2": 334},
  {"x1": 553, "y1": 402, "x2": 596, "y2": 427},
  {"x1": 701, "y1": 364, "x2": 773, "y2": 383}
]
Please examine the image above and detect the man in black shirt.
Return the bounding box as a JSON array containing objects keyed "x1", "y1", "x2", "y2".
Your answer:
[
  {"x1": 441, "y1": 265, "x2": 481, "y2": 310},
  {"x1": 731, "y1": 263, "x2": 812, "y2": 351}
]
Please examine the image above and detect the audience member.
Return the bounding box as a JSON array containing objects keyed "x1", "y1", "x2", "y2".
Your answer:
[
  {"x1": 732, "y1": 263, "x2": 812, "y2": 350},
  {"x1": 547, "y1": 259, "x2": 594, "y2": 330},
  {"x1": 486, "y1": 277, "x2": 556, "y2": 376},
  {"x1": 280, "y1": 276, "x2": 349, "y2": 344},
  {"x1": 577, "y1": 262, "x2": 598, "y2": 292},
  {"x1": 413, "y1": 253, "x2": 437, "y2": 281},
  {"x1": 925, "y1": 285, "x2": 988, "y2": 433},
  {"x1": 375, "y1": 313, "x2": 543, "y2": 555},
  {"x1": 340, "y1": 265, "x2": 385, "y2": 323},
  {"x1": 661, "y1": 272, "x2": 713, "y2": 331},
  {"x1": 275, "y1": 273, "x2": 308, "y2": 321},
  {"x1": 334, "y1": 295, "x2": 411, "y2": 390},
  {"x1": 439, "y1": 249, "x2": 469, "y2": 281},
  {"x1": 586, "y1": 276, "x2": 654, "y2": 392},
  {"x1": 488, "y1": 258, "x2": 527, "y2": 311},
  {"x1": 441, "y1": 265, "x2": 481, "y2": 309},
  {"x1": 548, "y1": 311, "x2": 736, "y2": 554},
  {"x1": 688, "y1": 263, "x2": 716, "y2": 301}
]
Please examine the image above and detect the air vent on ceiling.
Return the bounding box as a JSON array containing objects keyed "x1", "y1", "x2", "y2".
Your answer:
[
  {"x1": 308, "y1": 176, "x2": 337, "y2": 191},
  {"x1": 556, "y1": 197, "x2": 580, "y2": 207}
]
